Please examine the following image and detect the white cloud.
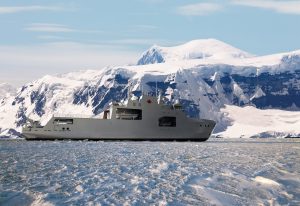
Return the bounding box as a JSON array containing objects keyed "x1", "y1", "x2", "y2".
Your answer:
[
  {"x1": 125, "y1": 25, "x2": 158, "y2": 34},
  {"x1": 99, "y1": 38, "x2": 179, "y2": 47},
  {"x1": 108, "y1": 38, "x2": 156, "y2": 45},
  {"x1": 138, "y1": 0, "x2": 165, "y2": 3},
  {"x1": 133, "y1": 25, "x2": 158, "y2": 30},
  {"x1": 0, "y1": 5, "x2": 62, "y2": 14},
  {"x1": 25, "y1": 23, "x2": 103, "y2": 34},
  {"x1": 25, "y1": 23, "x2": 74, "y2": 32},
  {"x1": 177, "y1": 3, "x2": 223, "y2": 16},
  {"x1": 0, "y1": 42, "x2": 140, "y2": 86},
  {"x1": 37, "y1": 35, "x2": 65, "y2": 40},
  {"x1": 231, "y1": 0, "x2": 300, "y2": 15}
]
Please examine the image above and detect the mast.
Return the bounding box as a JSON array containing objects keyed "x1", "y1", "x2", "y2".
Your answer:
[{"x1": 155, "y1": 80, "x2": 158, "y2": 98}]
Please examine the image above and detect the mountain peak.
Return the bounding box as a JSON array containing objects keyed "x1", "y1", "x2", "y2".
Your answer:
[{"x1": 137, "y1": 38, "x2": 254, "y2": 65}]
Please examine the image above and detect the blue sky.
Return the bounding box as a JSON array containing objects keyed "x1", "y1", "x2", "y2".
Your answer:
[{"x1": 1, "y1": 0, "x2": 300, "y2": 85}]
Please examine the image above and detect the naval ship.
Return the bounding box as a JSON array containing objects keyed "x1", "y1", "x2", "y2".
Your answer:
[{"x1": 22, "y1": 94, "x2": 216, "y2": 141}]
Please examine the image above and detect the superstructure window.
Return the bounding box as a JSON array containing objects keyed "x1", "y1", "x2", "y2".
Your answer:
[
  {"x1": 159, "y1": 116, "x2": 176, "y2": 127},
  {"x1": 54, "y1": 119, "x2": 73, "y2": 125},
  {"x1": 116, "y1": 108, "x2": 142, "y2": 120}
]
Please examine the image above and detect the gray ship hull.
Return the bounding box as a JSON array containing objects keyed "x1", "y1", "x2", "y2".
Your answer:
[
  {"x1": 22, "y1": 95, "x2": 216, "y2": 141},
  {"x1": 23, "y1": 117, "x2": 215, "y2": 141}
]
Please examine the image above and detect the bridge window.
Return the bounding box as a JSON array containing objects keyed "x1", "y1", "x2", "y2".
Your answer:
[
  {"x1": 159, "y1": 116, "x2": 176, "y2": 127},
  {"x1": 116, "y1": 108, "x2": 142, "y2": 120},
  {"x1": 54, "y1": 119, "x2": 73, "y2": 125}
]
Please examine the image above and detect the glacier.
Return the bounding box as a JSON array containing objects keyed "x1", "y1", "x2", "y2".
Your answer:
[{"x1": 0, "y1": 38, "x2": 300, "y2": 138}]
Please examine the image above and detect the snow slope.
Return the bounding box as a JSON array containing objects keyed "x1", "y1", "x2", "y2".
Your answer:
[
  {"x1": 0, "y1": 39, "x2": 300, "y2": 138},
  {"x1": 137, "y1": 39, "x2": 254, "y2": 65},
  {"x1": 216, "y1": 105, "x2": 300, "y2": 138}
]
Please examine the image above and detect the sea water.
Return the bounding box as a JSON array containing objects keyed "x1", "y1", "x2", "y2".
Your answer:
[{"x1": 0, "y1": 139, "x2": 299, "y2": 205}]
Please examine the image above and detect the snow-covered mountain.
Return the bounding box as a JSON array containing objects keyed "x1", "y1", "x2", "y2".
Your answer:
[
  {"x1": 0, "y1": 83, "x2": 16, "y2": 99},
  {"x1": 137, "y1": 39, "x2": 254, "y2": 65},
  {"x1": 1, "y1": 39, "x2": 300, "y2": 138}
]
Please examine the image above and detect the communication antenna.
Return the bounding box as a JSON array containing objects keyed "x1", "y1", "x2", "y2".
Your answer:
[
  {"x1": 155, "y1": 80, "x2": 158, "y2": 97},
  {"x1": 127, "y1": 80, "x2": 132, "y2": 99},
  {"x1": 127, "y1": 85, "x2": 130, "y2": 99}
]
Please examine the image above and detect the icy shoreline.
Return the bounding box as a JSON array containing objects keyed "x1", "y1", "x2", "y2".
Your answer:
[{"x1": 1, "y1": 139, "x2": 299, "y2": 205}]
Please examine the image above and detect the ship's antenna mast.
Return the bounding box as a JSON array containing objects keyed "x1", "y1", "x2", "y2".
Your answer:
[
  {"x1": 128, "y1": 81, "x2": 131, "y2": 99},
  {"x1": 155, "y1": 80, "x2": 158, "y2": 97},
  {"x1": 141, "y1": 84, "x2": 143, "y2": 95},
  {"x1": 128, "y1": 86, "x2": 129, "y2": 99}
]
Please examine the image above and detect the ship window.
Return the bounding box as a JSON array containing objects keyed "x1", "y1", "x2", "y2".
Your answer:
[
  {"x1": 173, "y1": 104, "x2": 182, "y2": 110},
  {"x1": 116, "y1": 108, "x2": 142, "y2": 120},
  {"x1": 159, "y1": 116, "x2": 176, "y2": 127},
  {"x1": 103, "y1": 110, "x2": 109, "y2": 119},
  {"x1": 54, "y1": 119, "x2": 73, "y2": 125}
]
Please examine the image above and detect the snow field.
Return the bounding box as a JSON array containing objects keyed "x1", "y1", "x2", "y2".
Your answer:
[
  {"x1": 0, "y1": 139, "x2": 299, "y2": 205},
  {"x1": 218, "y1": 105, "x2": 300, "y2": 138}
]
